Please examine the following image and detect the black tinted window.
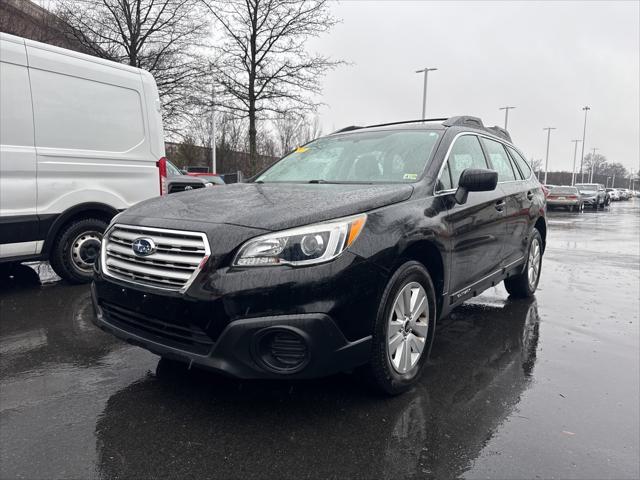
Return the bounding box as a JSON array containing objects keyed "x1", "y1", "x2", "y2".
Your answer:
[
  {"x1": 482, "y1": 138, "x2": 516, "y2": 182},
  {"x1": 507, "y1": 146, "x2": 532, "y2": 178},
  {"x1": 447, "y1": 135, "x2": 488, "y2": 189}
]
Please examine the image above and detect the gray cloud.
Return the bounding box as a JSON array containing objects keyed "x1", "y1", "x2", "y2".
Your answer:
[{"x1": 311, "y1": 1, "x2": 639, "y2": 173}]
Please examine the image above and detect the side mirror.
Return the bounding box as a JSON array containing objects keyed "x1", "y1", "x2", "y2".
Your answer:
[{"x1": 454, "y1": 168, "x2": 498, "y2": 205}]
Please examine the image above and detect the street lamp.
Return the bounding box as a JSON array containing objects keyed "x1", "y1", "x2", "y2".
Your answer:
[
  {"x1": 543, "y1": 127, "x2": 556, "y2": 185},
  {"x1": 579, "y1": 106, "x2": 590, "y2": 183},
  {"x1": 499, "y1": 106, "x2": 516, "y2": 130},
  {"x1": 416, "y1": 67, "x2": 438, "y2": 119},
  {"x1": 570, "y1": 139, "x2": 581, "y2": 186}
]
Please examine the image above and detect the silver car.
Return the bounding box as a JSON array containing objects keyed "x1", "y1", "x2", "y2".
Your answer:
[{"x1": 547, "y1": 186, "x2": 583, "y2": 212}]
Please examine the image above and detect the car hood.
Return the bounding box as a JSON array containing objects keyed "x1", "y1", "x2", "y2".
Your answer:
[{"x1": 118, "y1": 182, "x2": 414, "y2": 231}]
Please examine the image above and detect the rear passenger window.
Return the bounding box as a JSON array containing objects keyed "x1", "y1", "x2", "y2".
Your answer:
[
  {"x1": 507, "y1": 146, "x2": 532, "y2": 178},
  {"x1": 446, "y1": 135, "x2": 488, "y2": 189},
  {"x1": 482, "y1": 138, "x2": 516, "y2": 182}
]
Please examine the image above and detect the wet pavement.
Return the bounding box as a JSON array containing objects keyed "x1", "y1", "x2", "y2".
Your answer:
[{"x1": 1, "y1": 200, "x2": 638, "y2": 479}]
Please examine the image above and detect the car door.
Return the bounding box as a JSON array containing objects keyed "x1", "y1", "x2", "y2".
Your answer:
[
  {"x1": 0, "y1": 34, "x2": 39, "y2": 258},
  {"x1": 437, "y1": 134, "x2": 507, "y2": 299},
  {"x1": 481, "y1": 137, "x2": 529, "y2": 268}
]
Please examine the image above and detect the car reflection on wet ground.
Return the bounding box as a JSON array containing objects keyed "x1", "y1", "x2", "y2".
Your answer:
[{"x1": 1, "y1": 201, "x2": 638, "y2": 479}]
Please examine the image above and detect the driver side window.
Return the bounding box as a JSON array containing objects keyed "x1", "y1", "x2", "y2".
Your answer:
[{"x1": 438, "y1": 135, "x2": 488, "y2": 190}]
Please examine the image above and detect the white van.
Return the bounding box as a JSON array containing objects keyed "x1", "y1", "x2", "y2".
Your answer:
[{"x1": 0, "y1": 32, "x2": 167, "y2": 283}]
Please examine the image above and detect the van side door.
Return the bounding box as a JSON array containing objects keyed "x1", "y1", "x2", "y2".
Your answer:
[
  {"x1": 437, "y1": 134, "x2": 507, "y2": 302},
  {"x1": 0, "y1": 35, "x2": 39, "y2": 258}
]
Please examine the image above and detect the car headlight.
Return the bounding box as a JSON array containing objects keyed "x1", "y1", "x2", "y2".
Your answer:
[{"x1": 233, "y1": 214, "x2": 367, "y2": 267}]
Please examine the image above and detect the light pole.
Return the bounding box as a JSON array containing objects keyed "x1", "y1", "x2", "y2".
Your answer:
[
  {"x1": 416, "y1": 67, "x2": 438, "y2": 119},
  {"x1": 579, "y1": 106, "x2": 590, "y2": 183},
  {"x1": 499, "y1": 106, "x2": 516, "y2": 130},
  {"x1": 543, "y1": 127, "x2": 556, "y2": 185},
  {"x1": 570, "y1": 139, "x2": 581, "y2": 186},
  {"x1": 589, "y1": 147, "x2": 598, "y2": 183}
]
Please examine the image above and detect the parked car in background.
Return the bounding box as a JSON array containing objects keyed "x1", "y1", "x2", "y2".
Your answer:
[
  {"x1": 165, "y1": 160, "x2": 214, "y2": 193},
  {"x1": 547, "y1": 186, "x2": 583, "y2": 212},
  {"x1": 606, "y1": 188, "x2": 620, "y2": 201},
  {"x1": 575, "y1": 183, "x2": 606, "y2": 209},
  {"x1": 0, "y1": 32, "x2": 165, "y2": 283},
  {"x1": 91, "y1": 115, "x2": 547, "y2": 394},
  {"x1": 619, "y1": 189, "x2": 632, "y2": 200},
  {"x1": 187, "y1": 172, "x2": 226, "y2": 185}
]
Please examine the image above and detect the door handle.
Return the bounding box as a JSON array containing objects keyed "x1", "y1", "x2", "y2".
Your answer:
[
  {"x1": 527, "y1": 191, "x2": 534, "y2": 200},
  {"x1": 495, "y1": 199, "x2": 506, "y2": 212}
]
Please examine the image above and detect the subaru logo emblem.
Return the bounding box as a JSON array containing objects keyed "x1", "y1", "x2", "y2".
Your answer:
[
  {"x1": 132, "y1": 237, "x2": 156, "y2": 256},
  {"x1": 184, "y1": 185, "x2": 193, "y2": 191}
]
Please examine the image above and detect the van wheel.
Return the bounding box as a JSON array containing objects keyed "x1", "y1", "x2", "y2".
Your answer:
[
  {"x1": 50, "y1": 218, "x2": 108, "y2": 283},
  {"x1": 504, "y1": 228, "x2": 543, "y2": 298},
  {"x1": 364, "y1": 261, "x2": 436, "y2": 395}
]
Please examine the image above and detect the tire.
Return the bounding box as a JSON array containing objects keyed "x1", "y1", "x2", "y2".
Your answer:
[
  {"x1": 49, "y1": 217, "x2": 108, "y2": 283},
  {"x1": 364, "y1": 260, "x2": 437, "y2": 395},
  {"x1": 504, "y1": 228, "x2": 543, "y2": 298}
]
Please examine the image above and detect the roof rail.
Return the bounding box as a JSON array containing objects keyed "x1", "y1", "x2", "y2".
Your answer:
[
  {"x1": 331, "y1": 118, "x2": 447, "y2": 135},
  {"x1": 487, "y1": 125, "x2": 512, "y2": 142},
  {"x1": 330, "y1": 116, "x2": 512, "y2": 142},
  {"x1": 442, "y1": 116, "x2": 485, "y2": 129},
  {"x1": 331, "y1": 125, "x2": 363, "y2": 134}
]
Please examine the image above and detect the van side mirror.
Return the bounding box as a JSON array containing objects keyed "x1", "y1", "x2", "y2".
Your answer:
[{"x1": 454, "y1": 168, "x2": 498, "y2": 205}]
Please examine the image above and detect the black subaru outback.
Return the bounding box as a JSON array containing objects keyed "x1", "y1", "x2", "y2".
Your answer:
[{"x1": 91, "y1": 116, "x2": 547, "y2": 394}]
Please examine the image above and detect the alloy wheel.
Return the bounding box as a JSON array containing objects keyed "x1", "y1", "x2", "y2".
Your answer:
[
  {"x1": 387, "y1": 282, "x2": 429, "y2": 374},
  {"x1": 527, "y1": 238, "x2": 541, "y2": 289}
]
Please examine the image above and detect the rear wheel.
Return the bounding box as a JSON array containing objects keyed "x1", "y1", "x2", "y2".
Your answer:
[
  {"x1": 49, "y1": 218, "x2": 108, "y2": 283},
  {"x1": 364, "y1": 261, "x2": 436, "y2": 395},
  {"x1": 504, "y1": 229, "x2": 543, "y2": 298}
]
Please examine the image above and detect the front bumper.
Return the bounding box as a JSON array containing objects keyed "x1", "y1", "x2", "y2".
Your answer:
[{"x1": 91, "y1": 250, "x2": 383, "y2": 378}]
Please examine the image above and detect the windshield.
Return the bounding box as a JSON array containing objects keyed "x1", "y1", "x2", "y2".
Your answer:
[
  {"x1": 255, "y1": 130, "x2": 441, "y2": 184},
  {"x1": 576, "y1": 184, "x2": 598, "y2": 192},
  {"x1": 166, "y1": 161, "x2": 183, "y2": 177},
  {"x1": 550, "y1": 187, "x2": 578, "y2": 194}
]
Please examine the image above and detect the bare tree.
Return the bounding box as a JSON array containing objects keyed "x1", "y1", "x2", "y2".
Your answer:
[
  {"x1": 273, "y1": 113, "x2": 323, "y2": 156},
  {"x1": 529, "y1": 158, "x2": 543, "y2": 174},
  {"x1": 583, "y1": 152, "x2": 607, "y2": 179},
  {"x1": 56, "y1": 0, "x2": 210, "y2": 135},
  {"x1": 204, "y1": 0, "x2": 343, "y2": 171}
]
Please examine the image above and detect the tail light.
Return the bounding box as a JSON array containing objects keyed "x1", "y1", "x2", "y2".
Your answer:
[
  {"x1": 157, "y1": 157, "x2": 168, "y2": 196},
  {"x1": 567, "y1": 195, "x2": 577, "y2": 199}
]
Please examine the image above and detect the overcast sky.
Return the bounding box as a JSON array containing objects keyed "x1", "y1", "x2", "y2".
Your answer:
[{"x1": 309, "y1": 1, "x2": 639, "y2": 173}]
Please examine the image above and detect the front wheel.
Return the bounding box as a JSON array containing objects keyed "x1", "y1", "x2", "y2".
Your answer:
[
  {"x1": 49, "y1": 218, "x2": 108, "y2": 283},
  {"x1": 364, "y1": 261, "x2": 436, "y2": 395},
  {"x1": 504, "y1": 228, "x2": 543, "y2": 298}
]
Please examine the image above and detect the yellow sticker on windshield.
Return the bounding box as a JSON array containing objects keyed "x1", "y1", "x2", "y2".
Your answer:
[
  {"x1": 295, "y1": 146, "x2": 309, "y2": 153},
  {"x1": 403, "y1": 173, "x2": 417, "y2": 180}
]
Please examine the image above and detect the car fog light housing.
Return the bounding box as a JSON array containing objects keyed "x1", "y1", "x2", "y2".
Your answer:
[{"x1": 233, "y1": 214, "x2": 366, "y2": 267}]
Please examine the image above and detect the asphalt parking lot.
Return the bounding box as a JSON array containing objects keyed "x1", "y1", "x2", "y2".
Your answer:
[{"x1": 1, "y1": 200, "x2": 638, "y2": 480}]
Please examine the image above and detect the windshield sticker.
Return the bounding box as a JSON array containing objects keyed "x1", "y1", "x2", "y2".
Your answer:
[
  {"x1": 295, "y1": 146, "x2": 309, "y2": 153},
  {"x1": 403, "y1": 173, "x2": 417, "y2": 180}
]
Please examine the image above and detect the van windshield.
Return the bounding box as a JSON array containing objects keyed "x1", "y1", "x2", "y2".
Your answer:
[{"x1": 255, "y1": 130, "x2": 441, "y2": 184}]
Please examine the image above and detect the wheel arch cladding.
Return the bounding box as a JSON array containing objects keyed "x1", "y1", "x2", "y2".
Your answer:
[{"x1": 43, "y1": 203, "x2": 118, "y2": 255}]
